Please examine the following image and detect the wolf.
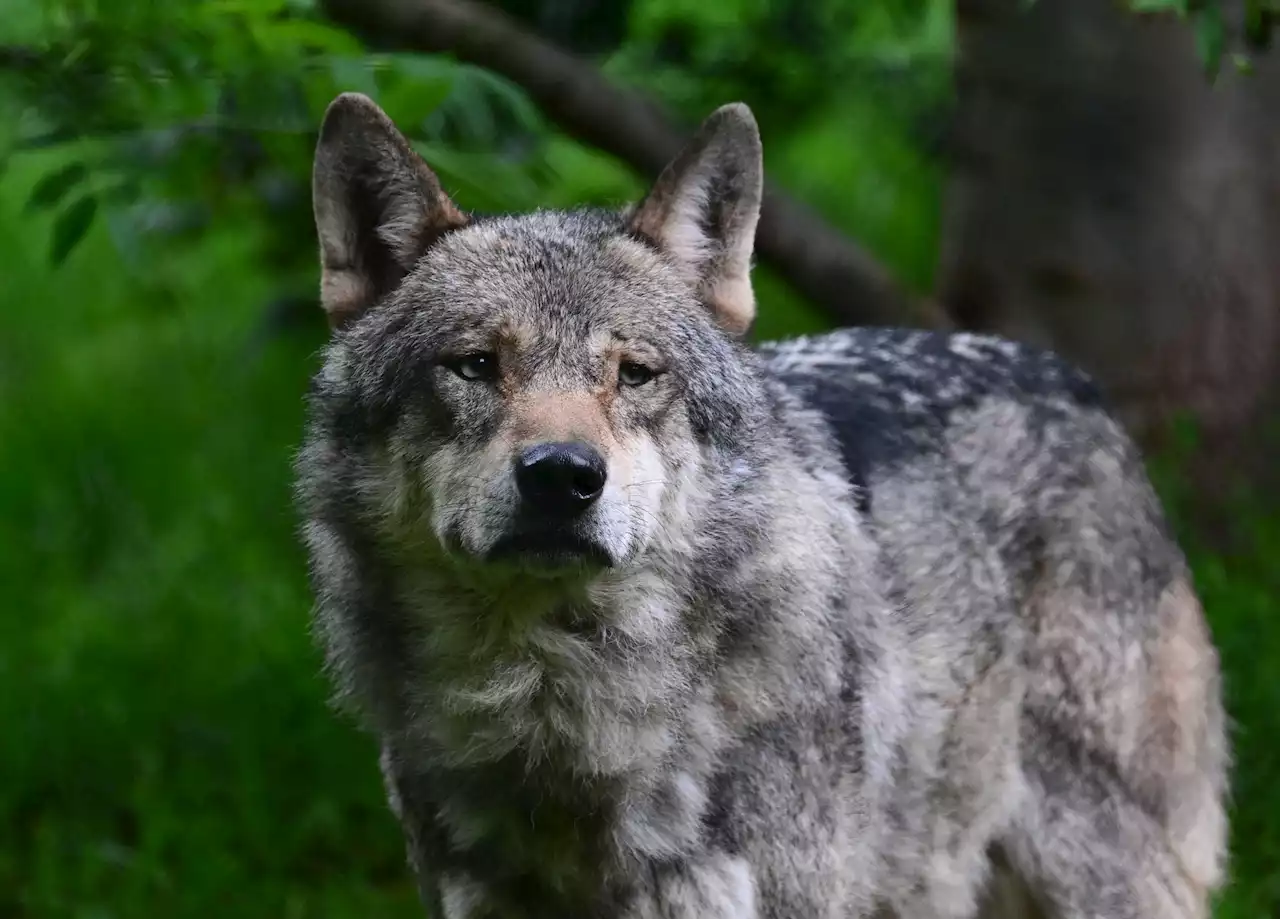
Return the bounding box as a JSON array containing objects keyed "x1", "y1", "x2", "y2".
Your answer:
[{"x1": 295, "y1": 92, "x2": 1228, "y2": 919}]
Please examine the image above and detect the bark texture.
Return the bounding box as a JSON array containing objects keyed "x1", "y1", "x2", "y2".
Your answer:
[{"x1": 941, "y1": 0, "x2": 1280, "y2": 470}]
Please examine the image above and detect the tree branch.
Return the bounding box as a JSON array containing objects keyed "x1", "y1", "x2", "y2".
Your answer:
[{"x1": 318, "y1": 0, "x2": 949, "y2": 329}]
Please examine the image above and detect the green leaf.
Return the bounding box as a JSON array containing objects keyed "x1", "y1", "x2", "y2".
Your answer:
[
  {"x1": 1129, "y1": 0, "x2": 1188, "y2": 13},
  {"x1": 1194, "y1": 2, "x2": 1226, "y2": 78},
  {"x1": 253, "y1": 19, "x2": 365, "y2": 55},
  {"x1": 50, "y1": 195, "x2": 99, "y2": 266},
  {"x1": 373, "y1": 59, "x2": 456, "y2": 129},
  {"x1": 14, "y1": 127, "x2": 81, "y2": 151},
  {"x1": 25, "y1": 162, "x2": 90, "y2": 215}
]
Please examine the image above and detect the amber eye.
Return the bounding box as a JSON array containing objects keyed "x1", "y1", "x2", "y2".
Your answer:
[
  {"x1": 618, "y1": 361, "x2": 657, "y2": 388},
  {"x1": 446, "y1": 352, "x2": 498, "y2": 382}
]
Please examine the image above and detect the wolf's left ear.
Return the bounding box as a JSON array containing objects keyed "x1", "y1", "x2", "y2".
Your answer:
[
  {"x1": 312, "y1": 93, "x2": 469, "y2": 330},
  {"x1": 628, "y1": 103, "x2": 763, "y2": 336}
]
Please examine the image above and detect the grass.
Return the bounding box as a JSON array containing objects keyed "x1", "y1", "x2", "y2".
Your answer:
[{"x1": 0, "y1": 151, "x2": 1276, "y2": 918}]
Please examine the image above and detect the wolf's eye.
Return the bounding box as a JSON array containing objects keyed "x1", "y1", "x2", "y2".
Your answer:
[
  {"x1": 446, "y1": 352, "x2": 498, "y2": 382},
  {"x1": 618, "y1": 361, "x2": 657, "y2": 388}
]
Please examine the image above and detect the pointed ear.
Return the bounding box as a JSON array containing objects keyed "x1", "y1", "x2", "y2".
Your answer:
[
  {"x1": 628, "y1": 103, "x2": 764, "y2": 336},
  {"x1": 312, "y1": 93, "x2": 469, "y2": 330}
]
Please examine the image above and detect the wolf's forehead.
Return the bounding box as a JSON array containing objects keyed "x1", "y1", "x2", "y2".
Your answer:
[
  {"x1": 415, "y1": 215, "x2": 677, "y2": 330},
  {"x1": 435, "y1": 212, "x2": 636, "y2": 274}
]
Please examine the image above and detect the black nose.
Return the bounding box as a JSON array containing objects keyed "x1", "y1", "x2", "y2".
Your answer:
[{"x1": 514, "y1": 441, "x2": 607, "y2": 516}]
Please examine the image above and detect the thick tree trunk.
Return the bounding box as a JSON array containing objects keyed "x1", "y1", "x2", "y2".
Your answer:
[{"x1": 940, "y1": 0, "x2": 1280, "y2": 480}]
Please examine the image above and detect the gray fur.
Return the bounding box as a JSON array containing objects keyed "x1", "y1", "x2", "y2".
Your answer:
[{"x1": 297, "y1": 95, "x2": 1228, "y2": 919}]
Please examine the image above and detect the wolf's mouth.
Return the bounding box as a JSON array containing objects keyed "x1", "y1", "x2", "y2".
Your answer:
[{"x1": 485, "y1": 529, "x2": 613, "y2": 571}]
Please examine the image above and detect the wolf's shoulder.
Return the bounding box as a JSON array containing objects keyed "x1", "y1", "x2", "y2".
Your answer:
[{"x1": 755, "y1": 326, "x2": 1107, "y2": 483}]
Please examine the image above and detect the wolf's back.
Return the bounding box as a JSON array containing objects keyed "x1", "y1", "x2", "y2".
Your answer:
[{"x1": 760, "y1": 325, "x2": 1228, "y2": 907}]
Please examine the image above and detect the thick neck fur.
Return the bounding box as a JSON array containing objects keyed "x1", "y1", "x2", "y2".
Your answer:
[
  {"x1": 302, "y1": 375, "x2": 894, "y2": 903},
  {"x1": 379, "y1": 383, "x2": 867, "y2": 777}
]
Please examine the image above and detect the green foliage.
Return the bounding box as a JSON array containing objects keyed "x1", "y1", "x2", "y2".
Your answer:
[
  {"x1": 1, "y1": 0, "x2": 573, "y2": 287},
  {"x1": 0, "y1": 153, "x2": 416, "y2": 916},
  {"x1": 2, "y1": 0, "x2": 951, "y2": 323},
  {"x1": 607, "y1": 0, "x2": 952, "y2": 293}
]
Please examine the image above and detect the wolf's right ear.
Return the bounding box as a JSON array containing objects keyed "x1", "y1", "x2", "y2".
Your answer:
[
  {"x1": 628, "y1": 103, "x2": 764, "y2": 336},
  {"x1": 312, "y1": 93, "x2": 469, "y2": 330}
]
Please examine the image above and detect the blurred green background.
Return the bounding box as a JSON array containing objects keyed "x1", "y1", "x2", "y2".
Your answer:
[{"x1": 0, "y1": 0, "x2": 1276, "y2": 916}]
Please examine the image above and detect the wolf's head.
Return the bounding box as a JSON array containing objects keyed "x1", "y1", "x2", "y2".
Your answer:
[{"x1": 306, "y1": 94, "x2": 768, "y2": 578}]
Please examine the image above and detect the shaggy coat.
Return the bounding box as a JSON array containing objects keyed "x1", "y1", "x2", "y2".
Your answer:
[{"x1": 296, "y1": 94, "x2": 1228, "y2": 919}]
